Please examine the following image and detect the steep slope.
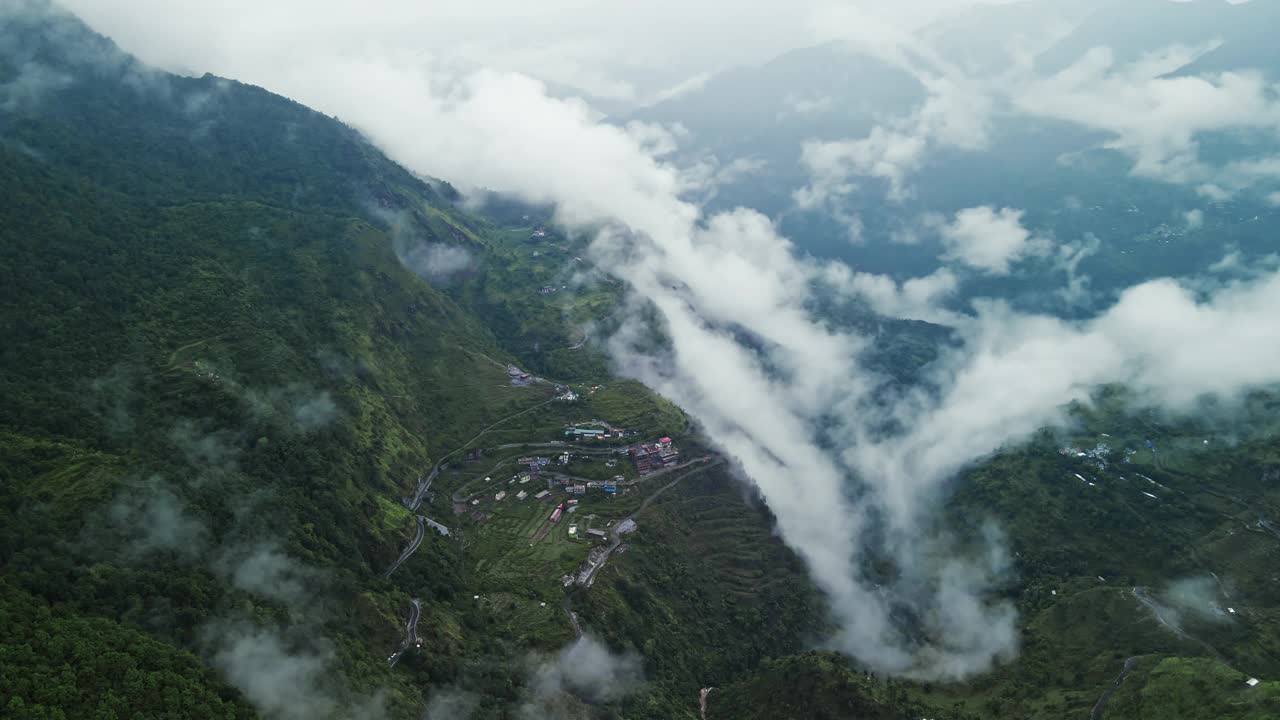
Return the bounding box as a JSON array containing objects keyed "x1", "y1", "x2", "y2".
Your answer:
[
  {"x1": 0, "y1": 4, "x2": 587, "y2": 717},
  {"x1": 0, "y1": 6, "x2": 836, "y2": 719}
]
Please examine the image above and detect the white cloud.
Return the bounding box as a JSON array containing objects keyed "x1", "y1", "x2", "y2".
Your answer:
[
  {"x1": 1184, "y1": 209, "x2": 1204, "y2": 228},
  {"x1": 1015, "y1": 45, "x2": 1280, "y2": 192},
  {"x1": 796, "y1": 74, "x2": 992, "y2": 205},
  {"x1": 938, "y1": 206, "x2": 1046, "y2": 275},
  {"x1": 783, "y1": 92, "x2": 834, "y2": 115},
  {"x1": 53, "y1": 0, "x2": 1280, "y2": 685},
  {"x1": 823, "y1": 265, "x2": 961, "y2": 324}
]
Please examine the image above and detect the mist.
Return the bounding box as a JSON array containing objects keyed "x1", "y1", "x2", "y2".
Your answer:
[{"x1": 56, "y1": 0, "x2": 1280, "y2": 681}]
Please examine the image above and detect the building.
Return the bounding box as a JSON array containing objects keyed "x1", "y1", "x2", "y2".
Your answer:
[
  {"x1": 534, "y1": 490, "x2": 550, "y2": 499},
  {"x1": 550, "y1": 504, "x2": 565, "y2": 522},
  {"x1": 587, "y1": 529, "x2": 607, "y2": 538},
  {"x1": 569, "y1": 484, "x2": 586, "y2": 495},
  {"x1": 630, "y1": 437, "x2": 680, "y2": 475},
  {"x1": 603, "y1": 482, "x2": 617, "y2": 494},
  {"x1": 516, "y1": 490, "x2": 528, "y2": 500},
  {"x1": 494, "y1": 491, "x2": 507, "y2": 501},
  {"x1": 565, "y1": 427, "x2": 606, "y2": 440}
]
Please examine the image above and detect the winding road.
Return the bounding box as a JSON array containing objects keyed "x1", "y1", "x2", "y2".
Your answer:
[
  {"x1": 387, "y1": 598, "x2": 422, "y2": 667},
  {"x1": 1091, "y1": 655, "x2": 1140, "y2": 720},
  {"x1": 576, "y1": 458, "x2": 723, "y2": 588},
  {"x1": 385, "y1": 516, "x2": 428, "y2": 578}
]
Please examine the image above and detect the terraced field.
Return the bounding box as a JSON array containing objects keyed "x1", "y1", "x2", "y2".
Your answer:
[{"x1": 574, "y1": 466, "x2": 824, "y2": 706}]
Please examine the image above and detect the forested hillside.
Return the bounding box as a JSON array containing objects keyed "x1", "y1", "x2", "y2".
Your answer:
[
  {"x1": 0, "y1": 5, "x2": 847, "y2": 718},
  {"x1": 0, "y1": 4, "x2": 642, "y2": 717},
  {"x1": 9, "y1": 4, "x2": 1280, "y2": 720}
]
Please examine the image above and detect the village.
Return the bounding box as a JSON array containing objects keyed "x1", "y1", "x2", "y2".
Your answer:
[{"x1": 434, "y1": 428, "x2": 715, "y2": 609}]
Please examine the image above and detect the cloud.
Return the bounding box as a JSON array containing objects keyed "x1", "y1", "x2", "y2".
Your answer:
[
  {"x1": 1184, "y1": 208, "x2": 1204, "y2": 229},
  {"x1": 169, "y1": 418, "x2": 242, "y2": 473},
  {"x1": 393, "y1": 234, "x2": 476, "y2": 285},
  {"x1": 794, "y1": 64, "x2": 991, "y2": 208},
  {"x1": 423, "y1": 689, "x2": 481, "y2": 720},
  {"x1": 214, "y1": 542, "x2": 323, "y2": 609},
  {"x1": 105, "y1": 476, "x2": 210, "y2": 559},
  {"x1": 56, "y1": 0, "x2": 1280, "y2": 685},
  {"x1": 240, "y1": 384, "x2": 342, "y2": 433},
  {"x1": 1162, "y1": 576, "x2": 1233, "y2": 626},
  {"x1": 1015, "y1": 44, "x2": 1280, "y2": 193},
  {"x1": 519, "y1": 635, "x2": 643, "y2": 717},
  {"x1": 292, "y1": 391, "x2": 339, "y2": 431},
  {"x1": 937, "y1": 206, "x2": 1047, "y2": 275},
  {"x1": 203, "y1": 622, "x2": 387, "y2": 720},
  {"x1": 822, "y1": 264, "x2": 960, "y2": 324},
  {"x1": 0, "y1": 60, "x2": 71, "y2": 110},
  {"x1": 782, "y1": 92, "x2": 833, "y2": 115},
  {"x1": 1052, "y1": 233, "x2": 1101, "y2": 307}
]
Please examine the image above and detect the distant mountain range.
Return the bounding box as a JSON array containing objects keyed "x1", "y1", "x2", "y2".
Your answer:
[{"x1": 624, "y1": 0, "x2": 1280, "y2": 309}]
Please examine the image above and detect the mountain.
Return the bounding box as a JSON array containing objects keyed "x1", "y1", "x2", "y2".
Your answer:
[
  {"x1": 7, "y1": 3, "x2": 1280, "y2": 720},
  {"x1": 1034, "y1": 0, "x2": 1280, "y2": 76},
  {"x1": 625, "y1": 0, "x2": 1280, "y2": 312},
  {"x1": 0, "y1": 4, "x2": 862, "y2": 719}
]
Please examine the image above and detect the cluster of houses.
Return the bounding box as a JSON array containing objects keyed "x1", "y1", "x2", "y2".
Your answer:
[
  {"x1": 1058, "y1": 441, "x2": 1115, "y2": 470},
  {"x1": 563, "y1": 421, "x2": 637, "y2": 441},
  {"x1": 631, "y1": 437, "x2": 679, "y2": 475},
  {"x1": 565, "y1": 477, "x2": 619, "y2": 496},
  {"x1": 519, "y1": 455, "x2": 552, "y2": 475},
  {"x1": 564, "y1": 426, "x2": 627, "y2": 441}
]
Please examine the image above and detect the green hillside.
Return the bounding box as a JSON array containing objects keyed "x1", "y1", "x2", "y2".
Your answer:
[
  {"x1": 0, "y1": 4, "x2": 671, "y2": 718},
  {"x1": 8, "y1": 4, "x2": 1280, "y2": 720}
]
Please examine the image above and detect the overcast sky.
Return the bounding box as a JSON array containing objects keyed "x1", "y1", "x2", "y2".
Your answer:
[{"x1": 63, "y1": 0, "x2": 1020, "y2": 104}]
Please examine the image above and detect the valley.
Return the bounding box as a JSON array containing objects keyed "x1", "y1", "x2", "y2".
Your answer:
[{"x1": 6, "y1": 2, "x2": 1280, "y2": 720}]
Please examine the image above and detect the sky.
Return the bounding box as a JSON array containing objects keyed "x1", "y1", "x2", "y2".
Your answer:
[
  {"x1": 48, "y1": 0, "x2": 1280, "y2": 690},
  {"x1": 63, "y1": 0, "x2": 1020, "y2": 105}
]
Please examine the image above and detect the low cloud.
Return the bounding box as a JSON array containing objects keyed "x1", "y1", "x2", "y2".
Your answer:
[
  {"x1": 823, "y1": 264, "x2": 960, "y2": 325},
  {"x1": 105, "y1": 475, "x2": 210, "y2": 559},
  {"x1": 396, "y1": 240, "x2": 475, "y2": 284},
  {"x1": 202, "y1": 622, "x2": 387, "y2": 720},
  {"x1": 1162, "y1": 576, "x2": 1233, "y2": 626},
  {"x1": 241, "y1": 384, "x2": 342, "y2": 433},
  {"x1": 292, "y1": 391, "x2": 338, "y2": 432},
  {"x1": 56, "y1": 0, "x2": 1280, "y2": 684},
  {"x1": 519, "y1": 635, "x2": 643, "y2": 717},
  {"x1": 423, "y1": 689, "x2": 481, "y2": 720},
  {"x1": 937, "y1": 206, "x2": 1047, "y2": 275},
  {"x1": 169, "y1": 418, "x2": 242, "y2": 474},
  {"x1": 794, "y1": 47, "x2": 992, "y2": 209},
  {"x1": 214, "y1": 542, "x2": 323, "y2": 609},
  {"x1": 1015, "y1": 44, "x2": 1280, "y2": 193}
]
